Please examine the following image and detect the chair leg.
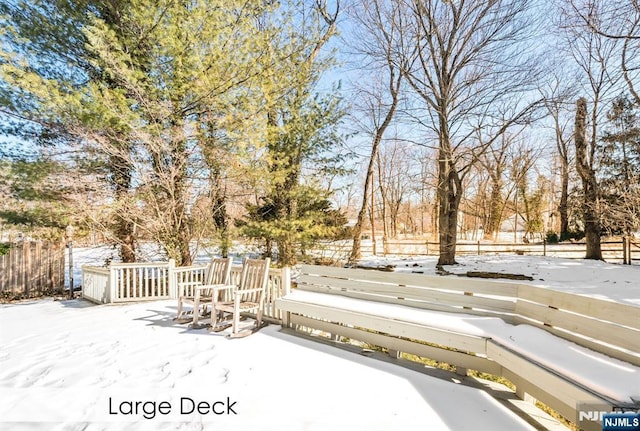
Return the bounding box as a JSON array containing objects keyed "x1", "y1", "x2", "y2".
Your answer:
[
  {"x1": 177, "y1": 298, "x2": 183, "y2": 319},
  {"x1": 256, "y1": 309, "x2": 263, "y2": 330},
  {"x1": 192, "y1": 296, "x2": 200, "y2": 326},
  {"x1": 232, "y1": 310, "x2": 240, "y2": 335},
  {"x1": 208, "y1": 300, "x2": 218, "y2": 332}
]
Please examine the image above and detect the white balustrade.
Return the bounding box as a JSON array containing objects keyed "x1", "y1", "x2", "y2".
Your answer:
[{"x1": 81, "y1": 260, "x2": 291, "y2": 322}]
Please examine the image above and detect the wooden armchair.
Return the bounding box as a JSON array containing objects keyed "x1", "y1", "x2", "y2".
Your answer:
[
  {"x1": 209, "y1": 258, "x2": 270, "y2": 338},
  {"x1": 175, "y1": 257, "x2": 232, "y2": 325}
]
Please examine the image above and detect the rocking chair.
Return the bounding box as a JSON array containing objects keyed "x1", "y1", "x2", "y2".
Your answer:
[
  {"x1": 209, "y1": 258, "x2": 270, "y2": 337},
  {"x1": 175, "y1": 257, "x2": 232, "y2": 325}
]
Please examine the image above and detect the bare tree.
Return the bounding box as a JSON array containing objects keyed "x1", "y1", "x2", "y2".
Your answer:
[
  {"x1": 376, "y1": 140, "x2": 412, "y2": 242},
  {"x1": 539, "y1": 73, "x2": 577, "y2": 240},
  {"x1": 346, "y1": 0, "x2": 405, "y2": 263},
  {"x1": 395, "y1": 0, "x2": 543, "y2": 265},
  {"x1": 558, "y1": 1, "x2": 623, "y2": 259},
  {"x1": 479, "y1": 132, "x2": 512, "y2": 241},
  {"x1": 569, "y1": 0, "x2": 640, "y2": 105},
  {"x1": 575, "y1": 97, "x2": 603, "y2": 259}
]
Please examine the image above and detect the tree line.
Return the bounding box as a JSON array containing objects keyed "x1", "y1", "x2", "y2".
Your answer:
[
  {"x1": 1, "y1": 0, "x2": 350, "y2": 266},
  {"x1": 1, "y1": 0, "x2": 638, "y2": 267}
]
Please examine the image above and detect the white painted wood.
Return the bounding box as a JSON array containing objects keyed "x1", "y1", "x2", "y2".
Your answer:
[
  {"x1": 289, "y1": 314, "x2": 503, "y2": 376},
  {"x1": 513, "y1": 315, "x2": 640, "y2": 366},
  {"x1": 176, "y1": 257, "x2": 232, "y2": 324},
  {"x1": 518, "y1": 284, "x2": 640, "y2": 330},
  {"x1": 81, "y1": 265, "x2": 110, "y2": 304},
  {"x1": 277, "y1": 264, "x2": 638, "y2": 429},
  {"x1": 300, "y1": 265, "x2": 518, "y2": 296},
  {"x1": 296, "y1": 283, "x2": 515, "y2": 321},
  {"x1": 297, "y1": 275, "x2": 516, "y2": 313},
  {"x1": 486, "y1": 340, "x2": 604, "y2": 408},
  {"x1": 109, "y1": 265, "x2": 116, "y2": 304},
  {"x1": 277, "y1": 298, "x2": 488, "y2": 354},
  {"x1": 211, "y1": 258, "x2": 270, "y2": 336},
  {"x1": 515, "y1": 300, "x2": 640, "y2": 354},
  {"x1": 490, "y1": 342, "x2": 609, "y2": 431}
]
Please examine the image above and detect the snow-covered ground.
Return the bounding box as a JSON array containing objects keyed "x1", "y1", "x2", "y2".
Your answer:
[
  {"x1": 359, "y1": 255, "x2": 640, "y2": 306},
  {"x1": 4, "y1": 252, "x2": 639, "y2": 430},
  {"x1": 1, "y1": 299, "x2": 548, "y2": 431}
]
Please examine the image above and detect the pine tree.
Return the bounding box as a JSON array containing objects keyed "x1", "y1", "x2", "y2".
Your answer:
[
  {"x1": 600, "y1": 95, "x2": 640, "y2": 235},
  {"x1": 238, "y1": 1, "x2": 348, "y2": 266},
  {"x1": 0, "y1": 0, "x2": 139, "y2": 259}
]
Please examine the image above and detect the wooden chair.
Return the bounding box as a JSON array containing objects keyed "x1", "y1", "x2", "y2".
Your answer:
[
  {"x1": 175, "y1": 257, "x2": 232, "y2": 325},
  {"x1": 210, "y1": 258, "x2": 270, "y2": 337}
]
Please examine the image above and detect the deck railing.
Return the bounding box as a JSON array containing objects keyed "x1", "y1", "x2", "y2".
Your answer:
[{"x1": 82, "y1": 260, "x2": 291, "y2": 322}]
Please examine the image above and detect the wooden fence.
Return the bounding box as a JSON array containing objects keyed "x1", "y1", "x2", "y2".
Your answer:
[
  {"x1": 0, "y1": 241, "x2": 66, "y2": 296},
  {"x1": 311, "y1": 237, "x2": 639, "y2": 264}
]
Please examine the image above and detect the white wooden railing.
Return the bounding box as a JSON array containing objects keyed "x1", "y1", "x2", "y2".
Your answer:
[
  {"x1": 82, "y1": 260, "x2": 291, "y2": 322},
  {"x1": 81, "y1": 266, "x2": 110, "y2": 303}
]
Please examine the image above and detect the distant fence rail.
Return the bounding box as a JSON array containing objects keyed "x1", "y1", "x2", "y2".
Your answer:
[
  {"x1": 82, "y1": 260, "x2": 291, "y2": 322},
  {"x1": 310, "y1": 237, "x2": 639, "y2": 264},
  {"x1": 0, "y1": 241, "x2": 66, "y2": 296}
]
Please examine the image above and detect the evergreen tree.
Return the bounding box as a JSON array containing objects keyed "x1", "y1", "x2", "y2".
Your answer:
[
  {"x1": 600, "y1": 95, "x2": 640, "y2": 235},
  {"x1": 0, "y1": 0, "x2": 139, "y2": 258},
  {"x1": 238, "y1": 1, "x2": 348, "y2": 266},
  {"x1": 0, "y1": 158, "x2": 74, "y2": 240}
]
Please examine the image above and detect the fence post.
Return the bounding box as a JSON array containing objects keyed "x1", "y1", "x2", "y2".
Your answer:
[
  {"x1": 23, "y1": 241, "x2": 30, "y2": 297},
  {"x1": 66, "y1": 226, "x2": 74, "y2": 299},
  {"x1": 281, "y1": 266, "x2": 291, "y2": 296},
  {"x1": 168, "y1": 259, "x2": 176, "y2": 299},
  {"x1": 477, "y1": 240, "x2": 481, "y2": 256},
  {"x1": 543, "y1": 238, "x2": 547, "y2": 257},
  {"x1": 10, "y1": 244, "x2": 16, "y2": 293},
  {"x1": 281, "y1": 266, "x2": 291, "y2": 326},
  {"x1": 108, "y1": 265, "x2": 117, "y2": 303},
  {"x1": 625, "y1": 237, "x2": 632, "y2": 265}
]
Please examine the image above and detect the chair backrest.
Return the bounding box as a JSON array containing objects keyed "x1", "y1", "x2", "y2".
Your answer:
[
  {"x1": 205, "y1": 257, "x2": 233, "y2": 285},
  {"x1": 238, "y1": 258, "x2": 270, "y2": 302}
]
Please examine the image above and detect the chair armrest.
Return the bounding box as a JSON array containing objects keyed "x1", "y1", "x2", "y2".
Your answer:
[
  {"x1": 195, "y1": 283, "x2": 236, "y2": 292},
  {"x1": 234, "y1": 288, "x2": 264, "y2": 296},
  {"x1": 178, "y1": 281, "x2": 205, "y2": 288}
]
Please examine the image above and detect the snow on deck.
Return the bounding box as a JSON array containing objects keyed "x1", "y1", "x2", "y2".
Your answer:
[{"x1": 0, "y1": 299, "x2": 541, "y2": 431}]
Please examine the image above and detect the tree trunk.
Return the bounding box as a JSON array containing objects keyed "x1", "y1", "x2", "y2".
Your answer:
[
  {"x1": 574, "y1": 98, "x2": 602, "y2": 260},
  {"x1": 437, "y1": 142, "x2": 461, "y2": 265},
  {"x1": 438, "y1": 185, "x2": 459, "y2": 265},
  {"x1": 559, "y1": 160, "x2": 569, "y2": 240},
  {"x1": 349, "y1": 170, "x2": 376, "y2": 263},
  {"x1": 110, "y1": 152, "x2": 136, "y2": 263},
  {"x1": 210, "y1": 164, "x2": 229, "y2": 258},
  {"x1": 555, "y1": 119, "x2": 570, "y2": 241},
  {"x1": 486, "y1": 175, "x2": 503, "y2": 240}
]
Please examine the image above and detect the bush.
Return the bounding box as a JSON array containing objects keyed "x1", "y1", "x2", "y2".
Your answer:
[
  {"x1": 560, "y1": 230, "x2": 585, "y2": 241},
  {"x1": 545, "y1": 231, "x2": 559, "y2": 244},
  {"x1": 0, "y1": 243, "x2": 9, "y2": 256}
]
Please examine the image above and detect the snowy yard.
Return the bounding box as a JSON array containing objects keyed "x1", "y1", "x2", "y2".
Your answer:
[{"x1": 1, "y1": 255, "x2": 639, "y2": 430}]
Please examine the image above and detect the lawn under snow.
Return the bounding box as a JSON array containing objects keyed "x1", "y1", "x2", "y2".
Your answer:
[
  {"x1": 2, "y1": 253, "x2": 639, "y2": 430},
  {"x1": 359, "y1": 254, "x2": 640, "y2": 306}
]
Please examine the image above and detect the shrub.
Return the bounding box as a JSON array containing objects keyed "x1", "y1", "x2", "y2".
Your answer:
[{"x1": 546, "y1": 231, "x2": 559, "y2": 244}]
